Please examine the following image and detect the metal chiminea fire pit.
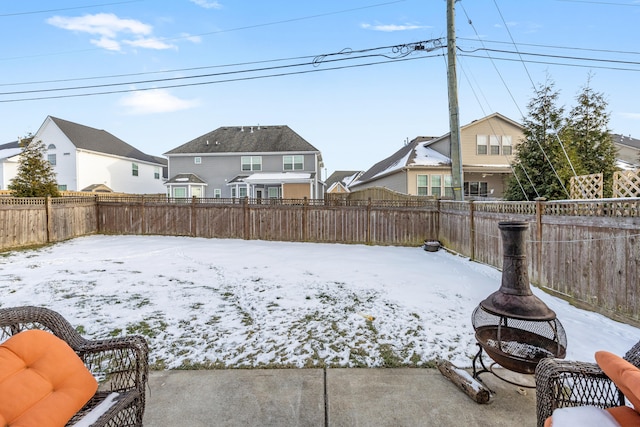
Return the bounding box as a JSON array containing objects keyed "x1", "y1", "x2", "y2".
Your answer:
[{"x1": 472, "y1": 221, "x2": 567, "y2": 381}]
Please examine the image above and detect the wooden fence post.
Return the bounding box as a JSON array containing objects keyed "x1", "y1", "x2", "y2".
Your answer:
[
  {"x1": 140, "y1": 195, "x2": 145, "y2": 235},
  {"x1": 302, "y1": 197, "x2": 308, "y2": 242},
  {"x1": 366, "y1": 197, "x2": 372, "y2": 245},
  {"x1": 191, "y1": 196, "x2": 197, "y2": 237},
  {"x1": 46, "y1": 196, "x2": 52, "y2": 243},
  {"x1": 469, "y1": 200, "x2": 475, "y2": 261},
  {"x1": 243, "y1": 197, "x2": 250, "y2": 240},
  {"x1": 536, "y1": 198, "x2": 545, "y2": 285}
]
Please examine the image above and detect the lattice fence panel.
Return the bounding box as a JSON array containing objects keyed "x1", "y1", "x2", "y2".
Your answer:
[
  {"x1": 570, "y1": 173, "x2": 603, "y2": 199},
  {"x1": 613, "y1": 170, "x2": 640, "y2": 198}
]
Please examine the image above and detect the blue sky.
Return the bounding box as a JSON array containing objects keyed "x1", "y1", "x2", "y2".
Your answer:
[{"x1": 1, "y1": 0, "x2": 639, "y2": 176}]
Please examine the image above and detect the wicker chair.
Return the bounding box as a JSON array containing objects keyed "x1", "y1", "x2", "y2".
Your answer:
[
  {"x1": 535, "y1": 340, "x2": 640, "y2": 427},
  {"x1": 0, "y1": 306, "x2": 148, "y2": 427}
]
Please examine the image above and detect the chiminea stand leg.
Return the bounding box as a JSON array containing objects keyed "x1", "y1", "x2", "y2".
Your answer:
[{"x1": 472, "y1": 343, "x2": 490, "y2": 379}]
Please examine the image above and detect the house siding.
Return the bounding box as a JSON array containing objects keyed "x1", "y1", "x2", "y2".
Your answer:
[
  {"x1": 168, "y1": 152, "x2": 321, "y2": 198},
  {"x1": 353, "y1": 171, "x2": 407, "y2": 193},
  {"x1": 460, "y1": 117, "x2": 522, "y2": 166}
]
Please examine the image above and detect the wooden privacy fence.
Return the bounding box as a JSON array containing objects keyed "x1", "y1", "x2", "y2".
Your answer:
[
  {"x1": 1, "y1": 195, "x2": 639, "y2": 325},
  {"x1": 96, "y1": 196, "x2": 438, "y2": 246}
]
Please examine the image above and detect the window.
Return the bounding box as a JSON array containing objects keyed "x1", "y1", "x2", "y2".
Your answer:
[
  {"x1": 417, "y1": 175, "x2": 428, "y2": 196},
  {"x1": 241, "y1": 156, "x2": 262, "y2": 171},
  {"x1": 502, "y1": 135, "x2": 513, "y2": 155},
  {"x1": 476, "y1": 135, "x2": 488, "y2": 155},
  {"x1": 213, "y1": 189, "x2": 221, "y2": 198},
  {"x1": 231, "y1": 188, "x2": 236, "y2": 198},
  {"x1": 48, "y1": 144, "x2": 56, "y2": 150},
  {"x1": 268, "y1": 187, "x2": 280, "y2": 198},
  {"x1": 57, "y1": 184, "x2": 67, "y2": 191},
  {"x1": 173, "y1": 187, "x2": 186, "y2": 198},
  {"x1": 283, "y1": 155, "x2": 304, "y2": 171},
  {"x1": 154, "y1": 167, "x2": 160, "y2": 179},
  {"x1": 238, "y1": 187, "x2": 247, "y2": 197},
  {"x1": 194, "y1": 157, "x2": 202, "y2": 164},
  {"x1": 444, "y1": 175, "x2": 453, "y2": 198},
  {"x1": 490, "y1": 135, "x2": 501, "y2": 155},
  {"x1": 47, "y1": 154, "x2": 56, "y2": 165},
  {"x1": 431, "y1": 175, "x2": 442, "y2": 197},
  {"x1": 464, "y1": 181, "x2": 488, "y2": 197},
  {"x1": 132, "y1": 163, "x2": 139, "y2": 176}
]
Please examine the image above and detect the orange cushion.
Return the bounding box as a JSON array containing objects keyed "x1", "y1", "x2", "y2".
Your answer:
[
  {"x1": 0, "y1": 329, "x2": 98, "y2": 427},
  {"x1": 596, "y1": 350, "x2": 640, "y2": 412},
  {"x1": 606, "y1": 406, "x2": 640, "y2": 425}
]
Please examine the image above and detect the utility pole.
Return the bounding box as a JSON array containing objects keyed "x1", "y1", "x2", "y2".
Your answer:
[{"x1": 447, "y1": 0, "x2": 464, "y2": 201}]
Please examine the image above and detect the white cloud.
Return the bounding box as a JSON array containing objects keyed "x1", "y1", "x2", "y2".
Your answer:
[
  {"x1": 47, "y1": 13, "x2": 151, "y2": 38},
  {"x1": 119, "y1": 90, "x2": 200, "y2": 114},
  {"x1": 360, "y1": 22, "x2": 428, "y2": 32},
  {"x1": 47, "y1": 13, "x2": 178, "y2": 52},
  {"x1": 123, "y1": 37, "x2": 176, "y2": 50},
  {"x1": 190, "y1": 0, "x2": 223, "y2": 9},
  {"x1": 90, "y1": 36, "x2": 121, "y2": 51}
]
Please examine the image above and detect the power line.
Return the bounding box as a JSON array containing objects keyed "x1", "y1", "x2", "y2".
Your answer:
[
  {"x1": 0, "y1": 40, "x2": 442, "y2": 98},
  {"x1": 0, "y1": 1, "x2": 143, "y2": 17},
  {"x1": 0, "y1": 52, "x2": 444, "y2": 103},
  {"x1": 0, "y1": 0, "x2": 405, "y2": 62}
]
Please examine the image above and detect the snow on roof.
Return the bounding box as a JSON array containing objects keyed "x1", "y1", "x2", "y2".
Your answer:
[{"x1": 411, "y1": 144, "x2": 451, "y2": 166}]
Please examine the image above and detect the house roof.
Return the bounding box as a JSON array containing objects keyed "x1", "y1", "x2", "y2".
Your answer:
[
  {"x1": 612, "y1": 134, "x2": 640, "y2": 150},
  {"x1": 164, "y1": 125, "x2": 321, "y2": 157},
  {"x1": 47, "y1": 116, "x2": 163, "y2": 165},
  {"x1": 0, "y1": 141, "x2": 21, "y2": 160},
  {"x1": 352, "y1": 136, "x2": 446, "y2": 186},
  {"x1": 325, "y1": 171, "x2": 363, "y2": 189},
  {"x1": 165, "y1": 173, "x2": 208, "y2": 185},
  {"x1": 351, "y1": 112, "x2": 523, "y2": 188}
]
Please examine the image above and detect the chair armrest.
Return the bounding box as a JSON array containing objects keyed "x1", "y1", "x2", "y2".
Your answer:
[
  {"x1": 77, "y1": 335, "x2": 149, "y2": 394},
  {"x1": 535, "y1": 358, "x2": 625, "y2": 427}
]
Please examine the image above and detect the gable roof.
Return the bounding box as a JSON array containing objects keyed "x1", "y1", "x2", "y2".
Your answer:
[
  {"x1": 325, "y1": 171, "x2": 363, "y2": 189},
  {"x1": 165, "y1": 173, "x2": 208, "y2": 185},
  {"x1": 353, "y1": 136, "x2": 447, "y2": 186},
  {"x1": 47, "y1": 116, "x2": 163, "y2": 165},
  {"x1": 164, "y1": 125, "x2": 321, "y2": 156},
  {"x1": 351, "y1": 112, "x2": 523, "y2": 187},
  {"x1": 0, "y1": 141, "x2": 21, "y2": 160}
]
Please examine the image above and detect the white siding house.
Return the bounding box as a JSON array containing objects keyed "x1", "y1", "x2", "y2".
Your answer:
[
  {"x1": 34, "y1": 116, "x2": 166, "y2": 194},
  {"x1": 0, "y1": 141, "x2": 21, "y2": 191}
]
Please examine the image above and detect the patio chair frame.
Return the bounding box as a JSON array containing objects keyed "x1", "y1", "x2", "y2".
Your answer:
[
  {"x1": 535, "y1": 340, "x2": 640, "y2": 427},
  {"x1": 0, "y1": 305, "x2": 148, "y2": 427}
]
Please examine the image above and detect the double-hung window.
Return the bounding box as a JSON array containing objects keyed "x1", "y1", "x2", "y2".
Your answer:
[
  {"x1": 477, "y1": 135, "x2": 488, "y2": 155},
  {"x1": 241, "y1": 156, "x2": 262, "y2": 171},
  {"x1": 132, "y1": 163, "x2": 139, "y2": 176},
  {"x1": 283, "y1": 155, "x2": 304, "y2": 171},
  {"x1": 417, "y1": 175, "x2": 428, "y2": 196},
  {"x1": 48, "y1": 154, "x2": 57, "y2": 165},
  {"x1": 490, "y1": 135, "x2": 501, "y2": 155},
  {"x1": 502, "y1": 135, "x2": 513, "y2": 155},
  {"x1": 431, "y1": 175, "x2": 442, "y2": 197}
]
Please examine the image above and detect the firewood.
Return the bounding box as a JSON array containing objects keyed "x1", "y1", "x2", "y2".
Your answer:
[{"x1": 437, "y1": 359, "x2": 491, "y2": 404}]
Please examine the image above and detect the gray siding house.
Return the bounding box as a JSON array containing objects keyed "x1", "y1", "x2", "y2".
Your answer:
[{"x1": 164, "y1": 125, "x2": 324, "y2": 199}]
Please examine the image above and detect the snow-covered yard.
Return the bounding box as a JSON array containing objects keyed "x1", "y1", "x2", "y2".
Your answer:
[{"x1": 1, "y1": 235, "x2": 637, "y2": 369}]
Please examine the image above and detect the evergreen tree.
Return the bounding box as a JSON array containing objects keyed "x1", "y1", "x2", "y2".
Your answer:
[
  {"x1": 8, "y1": 135, "x2": 60, "y2": 197},
  {"x1": 562, "y1": 77, "x2": 617, "y2": 197},
  {"x1": 505, "y1": 79, "x2": 569, "y2": 200}
]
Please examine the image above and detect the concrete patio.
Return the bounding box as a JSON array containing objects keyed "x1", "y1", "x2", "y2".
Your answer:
[{"x1": 144, "y1": 367, "x2": 537, "y2": 426}]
